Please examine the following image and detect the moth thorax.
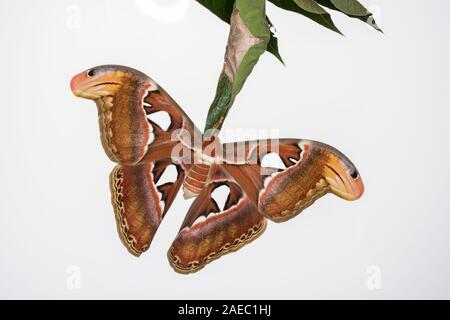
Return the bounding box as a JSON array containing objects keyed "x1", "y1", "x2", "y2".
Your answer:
[{"x1": 199, "y1": 138, "x2": 221, "y2": 164}]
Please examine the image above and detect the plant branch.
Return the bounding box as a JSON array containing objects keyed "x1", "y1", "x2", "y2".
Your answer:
[{"x1": 204, "y1": 0, "x2": 269, "y2": 132}]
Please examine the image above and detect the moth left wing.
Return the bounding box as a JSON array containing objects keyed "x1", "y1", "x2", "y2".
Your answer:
[
  {"x1": 70, "y1": 65, "x2": 201, "y2": 166},
  {"x1": 110, "y1": 158, "x2": 185, "y2": 256},
  {"x1": 140, "y1": 85, "x2": 201, "y2": 164},
  {"x1": 222, "y1": 139, "x2": 364, "y2": 223},
  {"x1": 168, "y1": 165, "x2": 267, "y2": 274}
]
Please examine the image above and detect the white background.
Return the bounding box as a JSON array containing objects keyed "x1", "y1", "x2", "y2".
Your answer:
[{"x1": 0, "y1": 0, "x2": 449, "y2": 299}]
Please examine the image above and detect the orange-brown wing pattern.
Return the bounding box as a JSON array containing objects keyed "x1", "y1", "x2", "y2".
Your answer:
[
  {"x1": 70, "y1": 65, "x2": 200, "y2": 166},
  {"x1": 110, "y1": 159, "x2": 184, "y2": 256},
  {"x1": 223, "y1": 139, "x2": 364, "y2": 223},
  {"x1": 71, "y1": 65, "x2": 365, "y2": 274},
  {"x1": 168, "y1": 167, "x2": 266, "y2": 274},
  {"x1": 139, "y1": 86, "x2": 201, "y2": 163}
]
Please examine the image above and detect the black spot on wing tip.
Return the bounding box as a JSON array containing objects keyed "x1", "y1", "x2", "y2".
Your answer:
[{"x1": 350, "y1": 170, "x2": 359, "y2": 180}]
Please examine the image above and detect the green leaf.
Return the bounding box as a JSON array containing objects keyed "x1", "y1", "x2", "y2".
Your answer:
[
  {"x1": 293, "y1": 0, "x2": 327, "y2": 14},
  {"x1": 266, "y1": 17, "x2": 284, "y2": 65},
  {"x1": 268, "y1": 0, "x2": 342, "y2": 35},
  {"x1": 315, "y1": 0, "x2": 382, "y2": 32},
  {"x1": 204, "y1": 72, "x2": 233, "y2": 131},
  {"x1": 204, "y1": 0, "x2": 270, "y2": 131},
  {"x1": 195, "y1": 0, "x2": 234, "y2": 23},
  {"x1": 229, "y1": 0, "x2": 270, "y2": 97},
  {"x1": 196, "y1": 0, "x2": 284, "y2": 64},
  {"x1": 235, "y1": 0, "x2": 270, "y2": 39},
  {"x1": 267, "y1": 33, "x2": 284, "y2": 64},
  {"x1": 330, "y1": 0, "x2": 368, "y2": 16},
  {"x1": 198, "y1": 0, "x2": 381, "y2": 131},
  {"x1": 232, "y1": 42, "x2": 268, "y2": 99}
]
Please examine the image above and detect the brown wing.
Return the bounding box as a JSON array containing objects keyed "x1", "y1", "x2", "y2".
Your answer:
[
  {"x1": 139, "y1": 86, "x2": 201, "y2": 163},
  {"x1": 72, "y1": 65, "x2": 198, "y2": 256},
  {"x1": 110, "y1": 159, "x2": 184, "y2": 256},
  {"x1": 222, "y1": 139, "x2": 364, "y2": 223},
  {"x1": 168, "y1": 166, "x2": 266, "y2": 274},
  {"x1": 71, "y1": 65, "x2": 201, "y2": 166}
]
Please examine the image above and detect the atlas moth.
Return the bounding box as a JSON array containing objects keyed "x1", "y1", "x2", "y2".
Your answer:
[{"x1": 70, "y1": 65, "x2": 364, "y2": 274}]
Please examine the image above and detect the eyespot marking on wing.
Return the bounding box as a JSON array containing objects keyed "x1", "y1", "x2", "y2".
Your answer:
[
  {"x1": 192, "y1": 215, "x2": 207, "y2": 226},
  {"x1": 159, "y1": 200, "x2": 166, "y2": 213},
  {"x1": 260, "y1": 152, "x2": 286, "y2": 170},
  {"x1": 263, "y1": 171, "x2": 282, "y2": 189},
  {"x1": 155, "y1": 164, "x2": 178, "y2": 187},
  {"x1": 143, "y1": 101, "x2": 152, "y2": 108},
  {"x1": 289, "y1": 157, "x2": 299, "y2": 164},
  {"x1": 211, "y1": 184, "x2": 230, "y2": 211},
  {"x1": 191, "y1": 184, "x2": 231, "y2": 228},
  {"x1": 147, "y1": 111, "x2": 172, "y2": 131}
]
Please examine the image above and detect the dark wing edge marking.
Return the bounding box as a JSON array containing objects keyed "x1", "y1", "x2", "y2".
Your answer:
[
  {"x1": 110, "y1": 165, "x2": 148, "y2": 256},
  {"x1": 168, "y1": 218, "x2": 267, "y2": 274}
]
